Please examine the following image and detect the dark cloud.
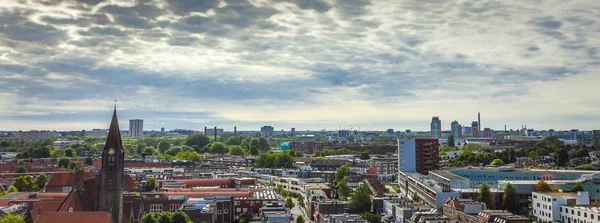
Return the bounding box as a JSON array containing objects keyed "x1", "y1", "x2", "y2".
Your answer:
[
  {"x1": 79, "y1": 0, "x2": 105, "y2": 6},
  {"x1": 167, "y1": 36, "x2": 200, "y2": 46},
  {"x1": 527, "y1": 46, "x2": 540, "y2": 52},
  {"x1": 0, "y1": 21, "x2": 66, "y2": 45},
  {"x1": 166, "y1": 0, "x2": 220, "y2": 15},
  {"x1": 335, "y1": 0, "x2": 371, "y2": 18},
  {"x1": 215, "y1": 0, "x2": 279, "y2": 29},
  {"x1": 534, "y1": 19, "x2": 563, "y2": 29},
  {"x1": 282, "y1": 0, "x2": 331, "y2": 12},
  {"x1": 100, "y1": 5, "x2": 155, "y2": 29},
  {"x1": 40, "y1": 16, "x2": 80, "y2": 25},
  {"x1": 80, "y1": 27, "x2": 129, "y2": 37}
]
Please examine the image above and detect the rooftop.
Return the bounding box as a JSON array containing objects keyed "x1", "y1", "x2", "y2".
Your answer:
[{"x1": 430, "y1": 170, "x2": 469, "y2": 181}]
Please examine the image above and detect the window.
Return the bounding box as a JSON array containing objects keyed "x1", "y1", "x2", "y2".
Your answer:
[
  {"x1": 224, "y1": 209, "x2": 228, "y2": 214},
  {"x1": 236, "y1": 208, "x2": 241, "y2": 213},
  {"x1": 591, "y1": 214, "x2": 594, "y2": 220},
  {"x1": 170, "y1": 204, "x2": 181, "y2": 212},
  {"x1": 218, "y1": 210, "x2": 222, "y2": 215},
  {"x1": 243, "y1": 208, "x2": 247, "y2": 212},
  {"x1": 150, "y1": 204, "x2": 163, "y2": 213},
  {"x1": 63, "y1": 186, "x2": 72, "y2": 192},
  {"x1": 250, "y1": 202, "x2": 254, "y2": 206},
  {"x1": 21, "y1": 202, "x2": 28, "y2": 207},
  {"x1": 68, "y1": 207, "x2": 73, "y2": 212},
  {"x1": 585, "y1": 213, "x2": 587, "y2": 218},
  {"x1": 578, "y1": 211, "x2": 581, "y2": 216}
]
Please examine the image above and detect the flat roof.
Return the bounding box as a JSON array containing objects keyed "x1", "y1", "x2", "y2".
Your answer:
[{"x1": 430, "y1": 170, "x2": 468, "y2": 181}]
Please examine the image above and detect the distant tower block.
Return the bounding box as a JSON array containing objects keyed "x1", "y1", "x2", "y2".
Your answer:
[
  {"x1": 214, "y1": 126, "x2": 217, "y2": 141},
  {"x1": 204, "y1": 126, "x2": 207, "y2": 135},
  {"x1": 478, "y1": 112, "x2": 481, "y2": 133},
  {"x1": 234, "y1": 126, "x2": 237, "y2": 136}
]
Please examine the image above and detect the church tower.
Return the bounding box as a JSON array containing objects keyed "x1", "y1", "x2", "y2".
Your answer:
[{"x1": 96, "y1": 108, "x2": 124, "y2": 223}]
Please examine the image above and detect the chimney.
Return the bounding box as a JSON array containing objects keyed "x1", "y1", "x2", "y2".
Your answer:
[{"x1": 234, "y1": 126, "x2": 237, "y2": 136}]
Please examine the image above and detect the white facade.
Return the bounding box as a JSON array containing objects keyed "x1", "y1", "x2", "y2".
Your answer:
[
  {"x1": 398, "y1": 138, "x2": 416, "y2": 172},
  {"x1": 561, "y1": 205, "x2": 600, "y2": 223},
  {"x1": 532, "y1": 191, "x2": 590, "y2": 222},
  {"x1": 129, "y1": 119, "x2": 144, "y2": 137}
]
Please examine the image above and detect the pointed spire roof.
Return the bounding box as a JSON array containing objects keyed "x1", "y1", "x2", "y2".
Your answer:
[{"x1": 104, "y1": 108, "x2": 123, "y2": 151}]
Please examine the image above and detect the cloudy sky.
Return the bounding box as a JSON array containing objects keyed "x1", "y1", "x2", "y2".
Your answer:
[{"x1": 0, "y1": 0, "x2": 599, "y2": 132}]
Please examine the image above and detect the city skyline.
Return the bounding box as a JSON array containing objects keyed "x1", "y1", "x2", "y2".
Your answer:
[{"x1": 0, "y1": 0, "x2": 599, "y2": 131}]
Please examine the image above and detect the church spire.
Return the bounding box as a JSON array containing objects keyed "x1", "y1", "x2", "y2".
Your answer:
[{"x1": 104, "y1": 107, "x2": 123, "y2": 151}]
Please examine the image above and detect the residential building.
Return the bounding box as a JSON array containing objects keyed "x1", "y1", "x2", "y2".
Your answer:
[
  {"x1": 560, "y1": 205, "x2": 600, "y2": 223},
  {"x1": 83, "y1": 129, "x2": 108, "y2": 137},
  {"x1": 383, "y1": 198, "x2": 431, "y2": 223},
  {"x1": 261, "y1": 126, "x2": 274, "y2": 136},
  {"x1": 129, "y1": 119, "x2": 144, "y2": 137},
  {"x1": 532, "y1": 191, "x2": 590, "y2": 222},
  {"x1": 431, "y1": 117, "x2": 442, "y2": 139},
  {"x1": 14, "y1": 130, "x2": 60, "y2": 141},
  {"x1": 398, "y1": 171, "x2": 460, "y2": 209},
  {"x1": 443, "y1": 198, "x2": 487, "y2": 223},
  {"x1": 321, "y1": 214, "x2": 367, "y2": 223},
  {"x1": 398, "y1": 138, "x2": 440, "y2": 174},
  {"x1": 451, "y1": 121, "x2": 462, "y2": 140},
  {"x1": 471, "y1": 122, "x2": 480, "y2": 137},
  {"x1": 571, "y1": 129, "x2": 579, "y2": 141},
  {"x1": 492, "y1": 215, "x2": 532, "y2": 223}
]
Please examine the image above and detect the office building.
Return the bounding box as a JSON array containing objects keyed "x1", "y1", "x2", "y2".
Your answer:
[
  {"x1": 161, "y1": 127, "x2": 164, "y2": 132},
  {"x1": 532, "y1": 191, "x2": 590, "y2": 222},
  {"x1": 129, "y1": 119, "x2": 144, "y2": 137},
  {"x1": 471, "y1": 121, "x2": 480, "y2": 137},
  {"x1": 398, "y1": 138, "x2": 440, "y2": 174},
  {"x1": 291, "y1": 128, "x2": 295, "y2": 137},
  {"x1": 571, "y1": 129, "x2": 579, "y2": 141},
  {"x1": 463, "y1": 126, "x2": 472, "y2": 135},
  {"x1": 261, "y1": 126, "x2": 274, "y2": 136},
  {"x1": 450, "y1": 121, "x2": 462, "y2": 139},
  {"x1": 338, "y1": 130, "x2": 349, "y2": 138},
  {"x1": 484, "y1": 128, "x2": 493, "y2": 138},
  {"x1": 431, "y1": 116, "x2": 442, "y2": 139}
]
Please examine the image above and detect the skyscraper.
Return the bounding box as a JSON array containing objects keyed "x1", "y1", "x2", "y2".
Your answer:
[
  {"x1": 97, "y1": 108, "x2": 125, "y2": 223},
  {"x1": 471, "y1": 121, "x2": 479, "y2": 137},
  {"x1": 478, "y1": 112, "x2": 481, "y2": 133},
  {"x1": 571, "y1": 129, "x2": 579, "y2": 141},
  {"x1": 129, "y1": 119, "x2": 143, "y2": 137},
  {"x1": 451, "y1": 120, "x2": 462, "y2": 139},
  {"x1": 291, "y1": 128, "x2": 295, "y2": 137},
  {"x1": 431, "y1": 116, "x2": 441, "y2": 139}
]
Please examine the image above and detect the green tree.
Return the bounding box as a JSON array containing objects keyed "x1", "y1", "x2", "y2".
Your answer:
[
  {"x1": 285, "y1": 197, "x2": 295, "y2": 209},
  {"x1": 296, "y1": 216, "x2": 305, "y2": 223},
  {"x1": 68, "y1": 161, "x2": 79, "y2": 169},
  {"x1": 477, "y1": 183, "x2": 492, "y2": 208},
  {"x1": 447, "y1": 134, "x2": 455, "y2": 147},
  {"x1": 571, "y1": 182, "x2": 584, "y2": 192},
  {"x1": 158, "y1": 212, "x2": 172, "y2": 223},
  {"x1": 225, "y1": 136, "x2": 243, "y2": 146},
  {"x1": 335, "y1": 163, "x2": 350, "y2": 183},
  {"x1": 503, "y1": 183, "x2": 518, "y2": 214},
  {"x1": 360, "y1": 212, "x2": 382, "y2": 223},
  {"x1": 18, "y1": 160, "x2": 25, "y2": 166},
  {"x1": 258, "y1": 137, "x2": 270, "y2": 152},
  {"x1": 157, "y1": 141, "x2": 171, "y2": 154},
  {"x1": 173, "y1": 151, "x2": 202, "y2": 162},
  {"x1": 529, "y1": 151, "x2": 539, "y2": 159},
  {"x1": 575, "y1": 148, "x2": 589, "y2": 158},
  {"x1": 0, "y1": 213, "x2": 25, "y2": 223},
  {"x1": 535, "y1": 179, "x2": 552, "y2": 192},
  {"x1": 185, "y1": 134, "x2": 210, "y2": 148},
  {"x1": 165, "y1": 147, "x2": 182, "y2": 156},
  {"x1": 348, "y1": 184, "x2": 372, "y2": 214},
  {"x1": 12, "y1": 176, "x2": 33, "y2": 192},
  {"x1": 359, "y1": 152, "x2": 370, "y2": 160},
  {"x1": 140, "y1": 213, "x2": 158, "y2": 223},
  {"x1": 210, "y1": 142, "x2": 228, "y2": 155},
  {"x1": 144, "y1": 177, "x2": 156, "y2": 192},
  {"x1": 34, "y1": 174, "x2": 48, "y2": 191},
  {"x1": 249, "y1": 138, "x2": 260, "y2": 150},
  {"x1": 249, "y1": 146, "x2": 259, "y2": 155},
  {"x1": 7, "y1": 185, "x2": 18, "y2": 193},
  {"x1": 228, "y1": 145, "x2": 245, "y2": 156},
  {"x1": 85, "y1": 157, "x2": 93, "y2": 165},
  {"x1": 58, "y1": 158, "x2": 70, "y2": 168},
  {"x1": 15, "y1": 166, "x2": 27, "y2": 173},
  {"x1": 52, "y1": 148, "x2": 66, "y2": 158},
  {"x1": 65, "y1": 148, "x2": 76, "y2": 157},
  {"x1": 143, "y1": 147, "x2": 155, "y2": 155},
  {"x1": 171, "y1": 211, "x2": 192, "y2": 223},
  {"x1": 336, "y1": 176, "x2": 351, "y2": 201},
  {"x1": 554, "y1": 148, "x2": 569, "y2": 166},
  {"x1": 490, "y1": 159, "x2": 504, "y2": 166}
]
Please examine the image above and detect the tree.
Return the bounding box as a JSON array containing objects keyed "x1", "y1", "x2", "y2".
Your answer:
[
  {"x1": 18, "y1": 160, "x2": 25, "y2": 166},
  {"x1": 225, "y1": 136, "x2": 243, "y2": 146},
  {"x1": 158, "y1": 212, "x2": 172, "y2": 223},
  {"x1": 173, "y1": 151, "x2": 202, "y2": 162},
  {"x1": 503, "y1": 183, "x2": 518, "y2": 214},
  {"x1": 144, "y1": 177, "x2": 156, "y2": 192},
  {"x1": 447, "y1": 134, "x2": 455, "y2": 147},
  {"x1": 7, "y1": 186, "x2": 18, "y2": 193},
  {"x1": 209, "y1": 142, "x2": 228, "y2": 155},
  {"x1": 68, "y1": 161, "x2": 79, "y2": 169},
  {"x1": 249, "y1": 138, "x2": 260, "y2": 150},
  {"x1": 52, "y1": 148, "x2": 66, "y2": 158},
  {"x1": 571, "y1": 182, "x2": 584, "y2": 192},
  {"x1": 359, "y1": 152, "x2": 370, "y2": 160},
  {"x1": 490, "y1": 159, "x2": 504, "y2": 166},
  {"x1": 24, "y1": 210, "x2": 32, "y2": 223},
  {"x1": 477, "y1": 183, "x2": 492, "y2": 208},
  {"x1": 285, "y1": 197, "x2": 295, "y2": 209},
  {"x1": 143, "y1": 147, "x2": 155, "y2": 155},
  {"x1": 296, "y1": 216, "x2": 305, "y2": 223},
  {"x1": 336, "y1": 176, "x2": 351, "y2": 201},
  {"x1": 528, "y1": 151, "x2": 539, "y2": 159},
  {"x1": 12, "y1": 176, "x2": 33, "y2": 192},
  {"x1": 0, "y1": 213, "x2": 25, "y2": 223},
  {"x1": 258, "y1": 137, "x2": 270, "y2": 152},
  {"x1": 34, "y1": 174, "x2": 48, "y2": 191},
  {"x1": 360, "y1": 212, "x2": 382, "y2": 223},
  {"x1": 85, "y1": 157, "x2": 93, "y2": 165},
  {"x1": 65, "y1": 148, "x2": 76, "y2": 157},
  {"x1": 249, "y1": 146, "x2": 259, "y2": 155},
  {"x1": 185, "y1": 134, "x2": 210, "y2": 148},
  {"x1": 157, "y1": 141, "x2": 171, "y2": 154},
  {"x1": 348, "y1": 184, "x2": 372, "y2": 214},
  {"x1": 58, "y1": 158, "x2": 70, "y2": 168},
  {"x1": 335, "y1": 163, "x2": 350, "y2": 183},
  {"x1": 553, "y1": 148, "x2": 569, "y2": 166},
  {"x1": 575, "y1": 148, "x2": 589, "y2": 158},
  {"x1": 15, "y1": 166, "x2": 27, "y2": 173},
  {"x1": 228, "y1": 145, "x2": 245, "y2": 156},
  {"x1": 535, "y1": 179, "x2": 552, "y2": 192},
  {"x1": 171, "y1": 211, "x2": 192, "y2": 223},
  {"x1": 140, "y1": 214, "x2": 157, "y2": 223}
]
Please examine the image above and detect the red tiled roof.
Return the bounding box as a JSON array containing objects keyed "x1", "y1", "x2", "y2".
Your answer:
[
  {"x1": 31, "y1": 200, "x2": 64, "y2": 217},
  {"x1": 165, "y1": 191, "x2": 250, "y2": 198},
  {"x1": 163, "y1": 187, "x2": 264, "y2": 192},
  {"x1": 366, "y1": 167, "x2": 378, "y2": 175},
  {"x1": 35, "y1": 211, "x2": 111, "y2": 223},
  {"x1": 57, "y1": 190, "x2": 94, "y2": 212},
  {"x1": 173, "y1": 178, "x2": 233, "y2": 187},
  {"x1": 46, "y1": 172, "x2": 96, "y2": 187},
  {"x1": 33, "y1": 193, "x2": 69, "y2": 199}
]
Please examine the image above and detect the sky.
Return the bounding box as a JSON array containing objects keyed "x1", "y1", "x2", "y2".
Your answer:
[{"x1": 0, "y1": 0, "x2": 599, "y2": 132}]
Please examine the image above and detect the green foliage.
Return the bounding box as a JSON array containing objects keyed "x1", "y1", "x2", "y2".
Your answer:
[
  {"x1": 172, "y1": 151, "x2": 201, "y2": 162},
  {"x1": 171, "y1": 211, "x2": 192, "y2": 223},
  {"x1": 143, "y1": 147, "x2": 155, "y2": 155},
  {"x1": 360, "y1": 212, "x2": 382, "y2": 223},
  {"x1": 144, "y1": 177, "x2": 156, "y2": 192},
  {"x1": 490, "y1": 159, "x2": 504, "y2": 166},
  {"x1": 255, "y1": 152, "x2": 294, "y2": 168},
  {"x1": 447, "y1": 134, "x2": 455, "y2": 147},
  {"x1": 140, "y1": 214, "x2": 158, "y2": 223},
  {"x1": 58, "y1": 158, "x2": 70, "y2": 168},
  {"x1": 7, "y1": 186, "x2": 18, "y2": 193},
  {"x1": 0, "y1": 213, "x2": 25, "y2": 223},
  {"x1": 296, "y1": 216, "x2": 305, "y2": 223},
  {"x1": 249, "y1": 146, "x2": 259, "y2": 155},
  {"x1": 52, "y1": 148, "x2": 66, "y2": 158},
  {"x1": 571, "y1": 182, "x2": 584, "y2": 192},
  {"x1": 65, "y1": 148, "x2": 76, "y2": 157},
  {"x1": 185, "y1": 134, "x2": 210, "y2": 149},
  {"x1": 157, "y1": 141, "x2": 171, "y2": 154},
  {"x1": 439, "y1": 144, "x2": 457, "y2": 154},
  {"x1": 313, "y1": 148, "x2": 359, "y2": 157},
  {"x1": 85, "y1": 157, "x2": 93, "y2": 165},
  {"x1": 577, "y1": 164, "x2": 593, "y2": 170},
  {"x1": 34, "y1": 174, "x2": 49, "y2": 191},
  {"x1": 139, "y1": 211, "x2": 192, "y2": 223},
  {"x1": 461, "y1": 144, "x2": 481, "y2": 152},
  {"x1": 228, "y1": 145, "x2": 246, "y2": 156},
  {"x1": 528, "y1": 151, "x2": 539, "y2": 159},
  {"x1": 158, "y1": 212, "x2": 172, "y2": 223},
  {"x1": 12, "y1": 176, "x2": 34, "y2": 192},
  {"x1": 336, "y1": 176, "x2": 351, "y2": 201},
  {"x1": 210, "y1": 142, "x2": 228, "y2": 155},
  {"x1": 553, "y1": 148, "x2": 569, "y2": 166},
  {"x1": 503, "y1": 183, "x2": 518, "y2": 214},
  {"x1": 359, "y1": 152, "x2": 370, "y2": 160},
  {"x1": 24, "y1": 210, "x2": 32, "y2": 223},
  {"x1": 477, "y1": 183, "x2": 492, "y2": 208},
  {"x1": 224, "y1": 136, "x2": 243, "y2": 146},
  {"x1": 15, "y1": 166, "x2": 27, "y2": 173},
  {"x1": 68, "y1": 161, "x2": 79, "y2": 169},
  {"x1": 335, "y1": 163, "x2": 350, "y2": 183},
  {"x1": 249, "y1": 138, "x2": 260, "y2": 150},
  {"x1": 575, "y1": 148, "x2": 589, "y2": 158},
  {"x1": 348, "y1": 184, "x2": 372, "y2": 214},
  {"x1": 285, "y1": 197, "x2": 295, "y2": 209},
  {"x1": 258, "y1": 137, "x2": 270, "y2": 152}
]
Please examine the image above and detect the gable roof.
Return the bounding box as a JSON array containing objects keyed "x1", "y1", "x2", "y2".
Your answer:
[
  {"x1": 57, "y1": 189, "x2": 94, "y2": 212},
  {"x1": 46, "y1": 172, "x2": 96, "y2": 187}
]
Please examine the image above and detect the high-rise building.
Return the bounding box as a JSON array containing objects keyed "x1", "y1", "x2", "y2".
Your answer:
[
  {"x1": 431, "y1": 116, "x2": 442, "y2": 139},
  {"x1": 97, "y1": 108, "x2": 125, "y2": 222},
  {"x1": 129, "y1": 119, "x2": 143, "y2": 137},
  {"x1": 385, "y1": 129, "x2": 394, "y2": 135},
  {"x1": 83, "y1": 129, "x2": 108, "y2": 137},
  {"x1": 483, "y1": 128, "x2": 493, "y2": 138},
  {"x1": 593, "y1": 130, "x2": 600, "y2": 140},
  {"x1": 261, "y1": 126, "x2": 274, "y2": 136},
  {"x1": 478, "y1": 112, "x2": 481, "y2": 133},
  {"x1": 450, "y1": 121, "x2": 462, "y2": 139},
  {"x1": 398, "y1": 138, "x2": 440, "y2": 174},
  {"x1": 161, "y1": 127, "x2": 164, "y2": 132},
  {"x1": 463, "y1": 126, "x2": 472, "y2": 135},
  {"x1": 291, "y1": 128, "x2": 296, "y2": 137},
  {"x1": 471, "y1": 121, "x2": 479, "y2": 137},
  {"x1": 338, "y1": 130, "x2": 349, "y2": 138},
  {"x1": 570, "y1": 129, "x2": 579, "y2": 141}
]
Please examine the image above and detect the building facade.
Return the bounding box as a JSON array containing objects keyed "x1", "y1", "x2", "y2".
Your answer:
[
  {"x1": 532, "y1": 191, "x2": 590, "y2": 222},
  {"x1": 129, "y1": 119, "x2": 144, "y2": 137},
  {"x1": 471, "y1": 122, "x2": 480, "y2": 137},
  {"x1": 431, "y1": 117, "x2": 442, "y2": 139},
  {"x1": 398, "y1": 138, "x2": 440, "y2": 174},
  {"x1": 14, "y1": 131, "x2": 60, "y2": 141},
  {"x1": 451, "y1": 121, "x2": 462, "y2": 140},
  {"x1": 261, "y1": 126, "x2": 274, "y2": 136},
  {"x1": 484, "y1": 128, "x2": 493, "y2": 138}
]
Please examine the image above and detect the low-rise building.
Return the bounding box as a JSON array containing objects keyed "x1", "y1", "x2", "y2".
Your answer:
[{"x1": 532, "y1": 191, "x2": 590, "y2": 222}]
